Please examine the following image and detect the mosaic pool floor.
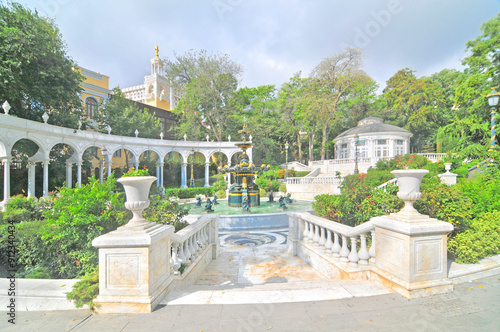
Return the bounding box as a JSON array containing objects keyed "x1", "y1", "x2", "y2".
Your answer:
[{"x1": 162, "y1": 229, "x2": 393, "y2": 305}]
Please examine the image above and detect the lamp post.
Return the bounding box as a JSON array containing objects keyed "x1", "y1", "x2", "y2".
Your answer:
[
  {"x1": 285, "y1": 141, "x2": 289, "y2": 178},
  {"x1": 189, "y1": 148, "x2": 195, "y2": 188},
  {"x1": 354, "y1": 133, "x2": 359, "y2": 174},
  {"x1": 487, "y1": 86, "x2": 500, "y2": 164}
]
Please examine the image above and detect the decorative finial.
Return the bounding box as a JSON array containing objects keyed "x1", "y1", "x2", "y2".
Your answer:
[
  {"x1": 155, "y1": 45, "x2": 159, "y2": 59},
  {"x1": 135, "y1": 129, "x2": 139, "y2": 137},
  {"x1": 206, "y1": 134, "x2": 210, "y2": 142},
  {"x1": 107, "y1": 125, "x2": 112, "y2": 135},
  {"x1": 78, "y1": 120, "x2": 82, "y2": 130},
  {"x1": 183, "y1": 133, "x2": 187, "y2": 141},
  {"x1": 42, "y1": 112, "x2": 49, "y2": 124},
  {"x1": 160, "y1": 132, "x2": 164, "y2": 140},
  {"x1": 228, "y1": 135, "x2": 231, "y2": 142},
  {"x1": 2, "y1": 101, "x2": 11, "y2": 115}
]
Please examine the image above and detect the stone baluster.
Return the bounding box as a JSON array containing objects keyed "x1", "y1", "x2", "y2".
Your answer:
[
  {"x1": 195, "y1": 231, "x2": 201, "y2": 251},
  {"x1": 177, "y1": 241, "x2": 187, "y2": 263},
  {"x1": 331, "y1": 232, "x2": 341, "y2": 258},
  {"x1": 303, "y1": 221, "x2": 309, "y2": 241},
  {"x1": 183, "y1": 239, "x2": 191, "y2": 260},
  {"x1": 307, "y1": 222, "x2": 315, "y2": 241},
  {"x1": 358, "y1": 234, "x2": 370, "y2": 265},
  {"x1": 201, "y1": 226, "x2": 207, "y2": 245},
  {"x1": 348, "y1": 236, "x2": 360, "y2": 267},
  {"x1": 369, "y1": 230, "x2": 376, "y2": 263},
  {"x1": 324, "y1": 229, "x2": 333, "y2": 250},
  {"x1": 188, "y1": 236, "x2": 196, "y2": 256},
  {"x1": 318, "y1": 226, "x2": 326, "y2": 247},
  {"x1": 198, "y1": 230, "x2": 205, "y2": 248},
  {"x1": 339, "y1": 235, "x2": 350, "y2": 262},
  {"x1": 171, "y1": 243, "x2": 181, "y2": 274},
  {"x1": 313, "y1": 224, "x2": 320, "y2": 244}
]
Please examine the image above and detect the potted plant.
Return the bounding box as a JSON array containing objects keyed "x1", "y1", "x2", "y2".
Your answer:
[{"x1": 117, "y1": 168, "x2": 157, "y2": 227}]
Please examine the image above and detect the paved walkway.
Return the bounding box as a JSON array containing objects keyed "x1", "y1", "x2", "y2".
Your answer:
[{"x1": 1, "y1": 229, "x2": 499, "y2": 331}]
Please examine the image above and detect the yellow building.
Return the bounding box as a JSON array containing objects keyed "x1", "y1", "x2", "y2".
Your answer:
[{"x1": 79, "y1": 67, "x2": 111, "y2": 120}]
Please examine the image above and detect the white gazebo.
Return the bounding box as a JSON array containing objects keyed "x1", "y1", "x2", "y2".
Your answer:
[{"x1": 334, "y1": 116, "x2": 412, "y2": 163}]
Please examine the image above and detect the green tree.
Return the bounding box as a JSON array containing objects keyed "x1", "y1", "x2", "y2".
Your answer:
[
  {"x1": 379, "y1": 68, "x2": 445, "y2": 152},
  {"x1": 0, "y1": 2, "x2": 83, "y2": 127},
  {"x1": 99, "y1": 87, "x2": 162, "y2": 139},
  {"x1": 164, "y1": 50, "x2": 243, "y2": 141}
]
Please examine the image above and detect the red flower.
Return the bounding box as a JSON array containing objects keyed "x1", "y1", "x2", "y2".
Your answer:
[
  {"x1": 74, "y1": 260, "x2": 79, "y2": 266},
  {"x1": 411, "y1": 154, "x2": 415, "y2": 158},
  {"x1": 396, "y1": 160, "x2": 400, "y2": 163},
  {"x1": 359, "y1": 174, "x2": 366, "y2": 179},
  {"x1": 409, "y1": 159, "x2": 412, "y2": 163}
]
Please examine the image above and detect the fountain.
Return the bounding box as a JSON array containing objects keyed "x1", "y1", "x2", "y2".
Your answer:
[{"x1": 219, "y1": 124, "x2": 270, "y2": 208}]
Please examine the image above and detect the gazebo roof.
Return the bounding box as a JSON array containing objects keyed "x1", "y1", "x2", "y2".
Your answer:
[{"x1": 334, "y1": 117, "x2": 412, "y2": 140}]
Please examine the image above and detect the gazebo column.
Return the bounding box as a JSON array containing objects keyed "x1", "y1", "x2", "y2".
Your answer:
[
  {"x1": 204, "y1": 162, "x2": 210, "y2": 187},
  {"x1": 156, "y1": 161, "x2": 161, "y2": 187},
  {"x1": 134, "y1": 159, "x2": 139, "y2": 170},
  {"x1": 27, "y1": 161, "x2": 36, "y2": 197},
  {"x1": 160, "y1": 162, "x2": 164, "y2": 187},
  {"x1": 181, "y1": 162, "x2": 187, "y2": 188},
  {"x1": 226, "y1": 162, "x2": 232, "y2": 197},
  {"x1": 42, "y1": 158, "x2": 49, "y2": 197},
  {"x1": 106, "y1": 154, "x2": 112, "y2": 177},
  {"x1": 77, "y1": 160, "x2": 82, "y2": 188},
  {"x1": 3, "y1": 158, "x2": 11, "y2": 202},
  {"x1": 389, "y1": 139, "x2": 395, "y2": 158},
  {"x1": 99, "y1": 160, "x2": 105, "y2": 184},
  {"x1": 66, "y1": 161, "x2": 73, "y2": 188}
]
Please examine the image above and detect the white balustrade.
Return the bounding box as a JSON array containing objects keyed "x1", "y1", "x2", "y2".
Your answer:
[
  {"x1": 295, "y1": 212, "x2": 375, "y2": 268},
  {"x1": 170, "y1": 215, "x2": 219, "y2": 275}
]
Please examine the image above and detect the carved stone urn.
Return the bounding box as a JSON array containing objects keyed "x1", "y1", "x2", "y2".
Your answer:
[
  {"x1": 117, "y1": 176, "x2": 157, "y2": 227},
  {"x1": 391, "y1": 169, "x2": 428, "y2": 218}
]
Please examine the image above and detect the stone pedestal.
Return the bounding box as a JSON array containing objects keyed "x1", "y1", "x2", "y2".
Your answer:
[
  {"x1": 92, "y1": 223, "x2": 174, "y2": 313},
  {"x1": 439, "y1": 163, "x2": 457, "y2": 186},
  {"x1": 372, "y1": 214, "x2": 453, "y2": 298}
]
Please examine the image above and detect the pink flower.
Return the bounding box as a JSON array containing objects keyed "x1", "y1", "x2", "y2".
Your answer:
[
  {"x1": 411, "y1": 154, "x2": 415, "y2": 158},
  {"x1": 359, "y1": 174, "x2": 366, "y2": 179}
]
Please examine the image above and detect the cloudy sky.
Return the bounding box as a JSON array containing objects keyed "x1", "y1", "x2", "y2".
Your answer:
[{"x1": 17, "y1": 0, "x2": 500, "y2": 93}]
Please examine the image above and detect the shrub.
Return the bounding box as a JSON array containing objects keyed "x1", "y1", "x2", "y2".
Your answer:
[
  {"x1": 212, "y1": 174, "x2": 227, "y2": 193},
  {"x1": 66, "y1": 266, "x2": 99, "y2": 310},
  {"x1": 259, "y1": 188, "x2": 266, "y2": 196},
  {"x1": 278, "y1": 183, "x2": 287, "y2": 193},
  {"x1": 448, "y1": 211, "x2": 500, "y2": 263},
  {"x1": 415, "y1": 176, "x2": 473, "y2": 235},
  {"x1": 164, "y1": 187, "x2": 214, "y2": 199},
  {"x1": 456, "y1": 167, "x2": 500, "y2": 216},
  {"x1": 40, "y1": 176, "x2": 129, "y2": 278},
  {"x1": 0, "y1": 195, "x2": 48, "y2": 224},
  {"x1": 144, "y1": 196, "x2": 190, "y2": 232},
  {"x1": 216, "y1": 189, "x2": 227, "y2": 199}
]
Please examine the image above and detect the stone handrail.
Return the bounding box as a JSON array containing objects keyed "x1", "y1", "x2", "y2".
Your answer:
[
  {"x1": 287, "y1": 176, "x2": 341, "y2": 186},
  {"x1": 376, "y1": 178, "x2": 398, "y2": 191},
  {"x1": 170, "y1": 214, "x2": 219, "y2": 275},
  {"x1": 416, "y1": 153, "x2": 447, "y2": 161},
  {"x1": 290, "y1": 212, "x2": 375, "y2": 267}
]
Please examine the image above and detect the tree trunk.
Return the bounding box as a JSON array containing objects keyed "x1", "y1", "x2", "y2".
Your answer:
[
  {"x1": 320, "y1": 123, "x2": 327, "y2": 160},
  {"x1": 297, "y1": 133, "x2": 302, "y2": 162},
  {"x1": 308, "y1": 132, "x2": 315, "y2": 162}
]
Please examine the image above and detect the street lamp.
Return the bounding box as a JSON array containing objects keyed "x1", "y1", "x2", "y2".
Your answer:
[
  {"x1": 354, "y1": 133, "x2": 359, "y2": 174},
  {"x1": 189, "y1": 148, "x2": 195, "y2": 188},
  {"x1": 487, "y1": 86, "x2": 500, "y2": 164},
  {"x1": 285, "y1": 141, "x2": 289, "y2": 178}
]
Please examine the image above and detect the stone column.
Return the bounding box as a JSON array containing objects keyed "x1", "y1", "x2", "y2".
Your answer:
[
  {"x1": 42, "y1": 159, "x2": 49, "y2": 197},
  {"x1": 106, "y1": 154, "x2": 112, "y2": 177},
  {"x1": 204, "y1": 162, "x2": 210, "y2": 187},
  {"x1": 226, "y1": 162, "x2": 232, "y2": 197},
  {"x1": 99, "y1": 160, "x2": 104, "y2": 184},
  {"x1": 160, "y1": 162, "x2": 164, "y2": 187},
  {"x1": 77, "y1": 160, "x2": 82, "y2": 188},
  {"x1": 180, "y1": 162, "x2": 187, "y2": 188},
  {"x1": 27, "y1": 161, "x2": 36, "y2": 198},
  {"x1": 156, "y1": 162, "x2": 161, "y2": 187},
  {"x1": 388, "y1": 139, "x2": 395, "y2": 158},
  {"x1": 134, "y1": 160, "x2": 140, "y2": 170},
  {"x1": 66, "y1": 162, "x2": 73, "y2": 188},
  {"x1": 3, "y1": 158, "x2": 11, "y2": 202}
]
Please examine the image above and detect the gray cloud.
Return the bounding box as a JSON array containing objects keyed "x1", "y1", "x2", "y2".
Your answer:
[{"x1": 17, "y1": 0, "x2": 500, "y2": 92}]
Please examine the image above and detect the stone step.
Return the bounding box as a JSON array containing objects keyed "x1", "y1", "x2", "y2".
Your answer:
[{"x1": 162, "y1": 280, "x2": 392, "y2": 305}]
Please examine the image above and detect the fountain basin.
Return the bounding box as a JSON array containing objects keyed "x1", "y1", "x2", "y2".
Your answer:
[{"x1": 186, "y1": 199, "x2": 313, "y2": 231}]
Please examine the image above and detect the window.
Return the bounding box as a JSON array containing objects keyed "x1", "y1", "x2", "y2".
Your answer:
[
  {"x1": 85, "y1": 97, "x2": 98, "y2": 119},
  {"x1": 395, "y1": 140, "x2": 404, "y2": 156},
  {"x1": 358, "y1": 140, "x2": 368, "y2": 158},
  {"x1": 375, "y1": 139, "x2": 388, "y2": 157},
  {"x1": 340, "y1": 143, "x2": 348, "y2": 159}
]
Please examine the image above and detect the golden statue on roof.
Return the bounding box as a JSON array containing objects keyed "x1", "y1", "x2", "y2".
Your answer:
[{"x1": 155, "y1": 45, "x2": 159, "y2": 59}]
